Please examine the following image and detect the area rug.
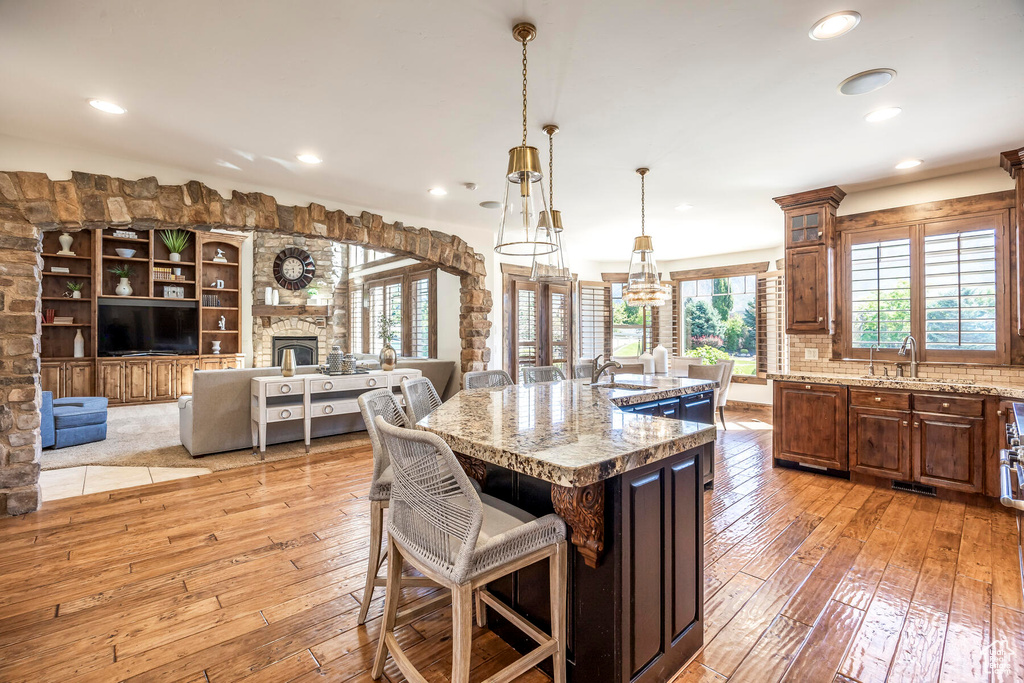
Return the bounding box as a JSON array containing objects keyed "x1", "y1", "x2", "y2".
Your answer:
[{"x1": 41, "y1": 402, "x2": 370, "y2": 471}]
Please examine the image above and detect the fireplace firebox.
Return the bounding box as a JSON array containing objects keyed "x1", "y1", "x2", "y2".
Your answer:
[{"x1": 271, "y1": 336, "x2": 318, "y2": 367}]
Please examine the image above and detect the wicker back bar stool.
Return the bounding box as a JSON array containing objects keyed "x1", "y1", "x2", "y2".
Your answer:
[
  {"x1": 371, "y1": 417, "x2": 568, "y2": 683},
  {"x1": 401, "y1": 376, "x2": 442, "y2": 423},
  {"x1": 462, "y1": 369, "x2": 514, "y2": 390},
  {"x1": 521, "y1": 366, "x2": 566, "y2": 384}
]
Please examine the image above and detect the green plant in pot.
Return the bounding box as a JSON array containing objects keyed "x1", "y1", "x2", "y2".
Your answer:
[
  {"x1": 377, "y1": 312, "x2": 397, "y2": 371},
  {"x1": 109, "y1": 263, "x2": 134, "y2": 296},
  {"x1": 160, "y1": 229, "x2": 191, "y2": 262},
  {"x1": 65, "y1": 281, "x2": 84, "y2": 299}
]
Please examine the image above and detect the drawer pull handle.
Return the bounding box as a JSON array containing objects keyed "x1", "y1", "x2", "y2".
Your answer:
[
  {"x1": 914, "y1": 421, "x2": 920, "y2": 428},
  {"x1": 942, "y1": 402, "x2": 950, "y2": 408},
  {"x1": 805, "y1": 385, "x2": 811, "y2": 390},
  {"x1": 874, "y1": 397, "x2": 882, "y2": 402},
  {"x1": 280, "y1": 409, "x2": 291, "y2": 419},
  {"x1": 323, "y1": 405, "x2": 334, "y2": 414},
  {"x1": 280, "y1": 385, "x2": 291, "y2": 394},
  {"x1": 902, "y1": 420, "x2": 909, "y2": 426},
  {"x1": 324, "y1": 381, "x2": 333, "y2": 390},
  {"x1": 368, "y1": 378, "x2": 377, "y2": 387}
]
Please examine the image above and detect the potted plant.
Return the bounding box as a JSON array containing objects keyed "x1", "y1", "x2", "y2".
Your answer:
[
  {"x1": 377, "y1": 312, "x2": 397, "y2": 371},
  {"x1": 109, "y1": 263, "x2": 134, "y2": 296},
  {"x1": 159, "y1": 229, "x2": 191, "y2": 262},
  {"x1": 65, "y1": 281, "x2": 83, "y2": 299}
]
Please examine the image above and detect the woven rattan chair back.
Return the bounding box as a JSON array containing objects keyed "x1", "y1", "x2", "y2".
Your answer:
[
  {"x1": 521, "y1": 366, "x2": 566, "y2": 384},
  {"x1": 401, "y1": 377, "x2": 442, "y2": 423},
  {"x1": 462, "y1": 369, "x2": 514, "y2": 390},
  {"x1": 357, "y1": 389, "x2": 410, "y2": 500}
]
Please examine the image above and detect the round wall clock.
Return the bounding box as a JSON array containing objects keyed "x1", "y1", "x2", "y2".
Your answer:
[{"x1": 273, "y1": 247, "x2": 316, "y2": 290}]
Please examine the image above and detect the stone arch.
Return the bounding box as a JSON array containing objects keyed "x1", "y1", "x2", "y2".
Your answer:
[{"x1": 0, "y1": 170, "x2": 492, "y2": 516}]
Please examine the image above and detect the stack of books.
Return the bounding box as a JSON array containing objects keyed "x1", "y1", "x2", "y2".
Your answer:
[
  {"x1": 154, "y1": 266, "x2": 186, "y2": 281},
  {"x1": 53, "y1": 316, "x2": 75, "y2": 325},
  {"x1": 202, "y1": 294, "x2": 223, "y2": 307},
  {"x1": 112, "y1": 229, "x2": 138, "y2": 239}
]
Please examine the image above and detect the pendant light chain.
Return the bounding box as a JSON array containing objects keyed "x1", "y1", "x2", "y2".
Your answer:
[{"x1": 521, "y1": 39, "x2": 529, "y2": 147}]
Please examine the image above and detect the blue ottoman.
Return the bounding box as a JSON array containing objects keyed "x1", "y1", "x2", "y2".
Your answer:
[{"x1": 52, "y1": 397, "x2": 108, "y2": 449}]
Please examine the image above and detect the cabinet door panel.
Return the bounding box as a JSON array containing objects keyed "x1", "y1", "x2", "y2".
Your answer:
[
  {"x1": 98, "y1": 361, "x2": 125, "y2": 404},
  {"x1": 786, "y1": 245, "x2": 828, "y2": 332},
  {"x1": 680, "y1": 392, "x2": 714, "y2": 425},
  {"x1": 849, "y1": 406, "x2": 911, "y2": 480},
  {"x1": 774, "y1": 381, "x2": 848, "y2": 470},
  {"x1": 151, "y1": 360, "x2": 176, "y2": 401},
  {"x1": 65, "y1": 362, "x2": 94, "y2": 397},
  {"x1": 914, "y1": 413, "x2": 984, "y2": 493},
  {"x1": 177, "y1": 360, "x2": 197, "y2": 396},
  {"x1": 41, "y1": 362, "x2": 64, "y2": 398},
  {"x1": 124, "y1": 360, "x2": 151, "y2": 403}
]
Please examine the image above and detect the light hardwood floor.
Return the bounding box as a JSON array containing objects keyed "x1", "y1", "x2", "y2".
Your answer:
[{"x1": 0, "y1": 411, "x2": 1020, "y2": 682}]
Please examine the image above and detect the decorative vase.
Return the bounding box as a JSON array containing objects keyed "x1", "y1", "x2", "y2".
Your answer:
[
  {"x1": 210, "y1": 340, "x2": 221, "y2": 355},
  {"x1": 653, "y1": 344, "x2": 668, "y2": 374},
  {"x1": 57, "y1": 232, "x2": 75, "y2": 255},
  {"x1": 72, "y1": 290, "x2": 81, "y2": 299},
  {"x1": 271, "y1": 289, "x2": 280, "y2": 305},
  {"x1": 327, "y1": 345, "x2": 344, "y2": 375},
  {"x1": 639, "y1": 351, "x2": 655, "y2": 374},
  {"x1": 281, "y1": 349, "x2": 296, "y2": 377},
  {"x1": 115, "y1": 277, "x2": 133, "y2": 296},
  {"x1": 169, "y1": 252, "x2": 181, "y2": 262},
  {"x1": 264, "y1": 286, "x2": 273, "y2": 305},
  {"x1": 73, "y1": 329, "x2": 85, "y2": 358},
  {"x1": 379, "y1": 344, "x2": 397, "y2": 372}
]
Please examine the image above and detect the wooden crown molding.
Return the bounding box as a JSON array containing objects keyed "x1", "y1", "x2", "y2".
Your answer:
[
  {"x1": 836, "y1": 190, "x2": 1015, "y2": 232},
  {"x1": 772, "y1": 185, "x2": 847, "y2": 210},
  {"x1": 999, "y1": 146, "x2": 1024, "y2": 178},
  {"x1": 669, "y1": 261, "x2": 770, "y2": 281}
]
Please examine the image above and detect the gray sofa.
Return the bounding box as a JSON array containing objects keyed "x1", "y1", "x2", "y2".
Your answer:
[{"x1": 178, "y1": 365, "x2": 366, "y2": 456}]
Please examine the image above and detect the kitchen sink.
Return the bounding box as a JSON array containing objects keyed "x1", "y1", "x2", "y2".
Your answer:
[
  {"x1": 860, "y1": 375, "x2": 975, "y2": 385},
  {"x1": 590, "y1": 382, "x2": 658, "y2": 391}
]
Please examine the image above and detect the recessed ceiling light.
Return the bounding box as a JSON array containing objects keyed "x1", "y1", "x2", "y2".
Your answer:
[
  {"x1": 809, "y1": 11, "x2": 861, "y2": 40},
  {"x1": 88, "y1": 99, "x2": 126, "y2": 115},
  {"x1": 675, "y1": 203, "x2": 694, "y2": 211},
  {"x1": 428, "y1": 187, "x2": 448, "y2": 196},
  {"x1": 479, "y1": 201, "x2": 501, "y2": 210},
  {"x1": 296, "y1": 153, "x2": 322, "y2": 164},
  {"x1": 838, "y1": 68, "x2": 897, "y2": 96},
  {"x1": 865, "y1": 106, "x2": 902, "y2": 123},
  {"x1": 895, "y1": 159, "x2": 922, "y2": 169}
]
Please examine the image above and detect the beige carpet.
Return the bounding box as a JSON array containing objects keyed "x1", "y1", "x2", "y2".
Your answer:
[{"x1": 41, "y1": 402, "x2": 371, "y2": 471}]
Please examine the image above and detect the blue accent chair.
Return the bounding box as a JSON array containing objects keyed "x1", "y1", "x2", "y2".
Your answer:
[
  {"x1": 49, "y1": 396, "x2": 108, "y2": 449},
  {"x1": 41, "y1": 391, "x2": 55, "y2": 449}
]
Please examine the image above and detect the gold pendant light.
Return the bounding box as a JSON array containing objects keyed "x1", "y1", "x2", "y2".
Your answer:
[
  {"x1": 623, "y1": 168, "x2": 670, "y2": 307},
  {"x1": 531, "y1": 124, "x2": 571, "y2": 282},
  {"x1": 494, "y1": 22, "x2": 558, "y2": 257}
]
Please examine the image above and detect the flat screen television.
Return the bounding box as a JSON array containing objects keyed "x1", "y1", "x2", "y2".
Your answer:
[{"x1": 98, "y1": 301, "x2": 199, "y2": 356}]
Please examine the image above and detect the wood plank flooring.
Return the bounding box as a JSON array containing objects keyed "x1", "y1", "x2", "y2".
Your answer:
[{"x1": 0, "y1": 410, "x2": 1020, "y2": 682}]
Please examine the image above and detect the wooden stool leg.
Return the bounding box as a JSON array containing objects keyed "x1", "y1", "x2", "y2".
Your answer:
[
  {"x1": 475, "y1": 587, "x2": 487, "y2": 627},
  {"x1": 549, "y1": 541, "x2": 567, "y2": 683},
  {"x1": 451, "y1": 584, "x2": 474, "y2": 683},
  {"x1": 359, "y1": 499, "x2": 385, "y2": 624},
  {"x1": 371, "y1": 536, "x2": 403, "y2": 680}
]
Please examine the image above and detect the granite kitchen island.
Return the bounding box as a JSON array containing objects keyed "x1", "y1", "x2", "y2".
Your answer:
[{"x1": 417, "y1": 375, "x2": 717, "y2": 683}]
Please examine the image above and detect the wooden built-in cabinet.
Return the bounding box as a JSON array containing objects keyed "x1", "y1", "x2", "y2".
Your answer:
[
  {"x1": 775, "y1": 381, "x2": 995, "y2": 496},
  {"x1": 40, "y1": 360, "x2": 95, "y2": 399},
  {"x1": 784, "y1": 244, "x2": 829, "y2": 332}
]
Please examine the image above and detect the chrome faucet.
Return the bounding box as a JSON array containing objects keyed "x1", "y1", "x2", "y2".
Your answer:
[
  {"x1": 868, "y1": 345, "x2": 879, "y2": 376},
  {"x1": 897, "y1": 335, "x2": 919, "y2": 378},
  {"x1": 591, "y1": 354, "x2": 622, "y2": 383}
]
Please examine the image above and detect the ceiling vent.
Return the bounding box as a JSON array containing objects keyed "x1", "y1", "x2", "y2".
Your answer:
[{"x1": 838, "y1": 68, "x2": 897, "y2": 95}]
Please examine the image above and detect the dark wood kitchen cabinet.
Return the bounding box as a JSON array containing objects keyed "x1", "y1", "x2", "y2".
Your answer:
[
  {"x1": 913, "y1": 411, "x2": 984, "y2": 493},
  {"x1": 785, "y1": 244, "x2": 829, "y2": 333},
  {"x1": 849, "y1": 405, "x2": 912, "y2": 480},
  {"x1": 773, "y1": 381, "x2": 848, "y2": 470}
]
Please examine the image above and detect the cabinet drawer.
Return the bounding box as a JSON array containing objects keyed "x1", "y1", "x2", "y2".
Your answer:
[
  {"x1": 265, "y1": 380, "x2": 304, "y2": 397},
  {"x1": 310, "y1": 398, "x2": 359, "y2": 418},
  {"x1": 914, "y1": 394, "x2": 983, "y2": 417},
  {"x1": 267, "y1": 404, "x2": 303, "y2": 422},
  {"x1": 850, "y1": 389, "x2": 911, "y2": 410},
  {"x1": 388, "y1": 371, "x2": 420, "y2": 386},
  {"x1": 309, "y1": 375, "x2": 385, "y2": 392}
]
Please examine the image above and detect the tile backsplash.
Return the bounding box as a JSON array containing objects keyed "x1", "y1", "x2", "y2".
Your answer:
[{"x1": 787, "y1": 334, "x2": 1024, "y2": 385}]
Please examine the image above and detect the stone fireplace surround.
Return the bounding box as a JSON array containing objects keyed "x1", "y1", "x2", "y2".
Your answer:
[{"x1": 0, "y1": 170, "x2": 494, "y2": 516}]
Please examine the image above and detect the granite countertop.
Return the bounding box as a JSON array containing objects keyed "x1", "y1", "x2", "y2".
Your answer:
[
  {"x1": 767, "y1": 372, "x2": 1024, "y2": 400},
  {"x1": 416, "y1": 375, "x2": 718, "y2": 488}
]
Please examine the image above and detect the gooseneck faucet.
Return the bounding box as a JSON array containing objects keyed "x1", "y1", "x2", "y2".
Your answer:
[
  {"x1": 591, "y1": 354, "x2": 622, "y2": 383},
  {"x1": 897, "y1": 335, "x2": 919, "y2": 378},
  {"x1": 868, "y1": 345, "x2": 878, "y2": 376}
]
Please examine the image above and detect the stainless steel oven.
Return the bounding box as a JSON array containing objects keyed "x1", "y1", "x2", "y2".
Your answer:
[{"x1": 999, "y1": 403, "x2": 1024, "y2": 577}]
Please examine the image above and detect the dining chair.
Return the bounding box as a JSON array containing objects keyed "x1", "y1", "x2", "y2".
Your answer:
[
  {"x1": 462, "y1": 369, "x2": 514, "y2": 389},
  {"x1": 401, "y1": 376, "x2": 442, "y2": 423},
  {"x1": 521, "y1": 365, "x2": 566, "y2": 384}
]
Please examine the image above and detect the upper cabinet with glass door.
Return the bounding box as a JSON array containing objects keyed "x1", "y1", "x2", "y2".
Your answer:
[{"x1": 785, "y1": 207, "x2": 827, "y2": 247}]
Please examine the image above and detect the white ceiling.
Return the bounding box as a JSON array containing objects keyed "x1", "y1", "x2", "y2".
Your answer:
[{"x1": 1, "y1": 0, "x2": 1022, "y2": 262}]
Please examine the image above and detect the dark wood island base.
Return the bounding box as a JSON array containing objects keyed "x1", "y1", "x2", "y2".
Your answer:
[{"x1": 457, "y1": 446, "x2": 705, "y2": 683}]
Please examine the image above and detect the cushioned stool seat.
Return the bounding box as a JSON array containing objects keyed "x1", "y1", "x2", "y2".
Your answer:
[{"x1": 52, "y1": 397, "x2": 108, "y2": 448}]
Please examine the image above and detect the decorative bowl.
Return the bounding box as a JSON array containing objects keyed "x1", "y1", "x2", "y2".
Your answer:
[{"x1": 115, "y1": 248, "x2": 136, "y2": 258}]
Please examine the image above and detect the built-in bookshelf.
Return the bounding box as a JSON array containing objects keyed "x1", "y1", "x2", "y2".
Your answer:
[{"x1": 198, "y1": 237, "x2": 242, "y2": 356}]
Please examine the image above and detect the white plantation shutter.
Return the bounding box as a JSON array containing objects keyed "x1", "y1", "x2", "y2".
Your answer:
[
  {"x1": 923, "y1": 227, "x2": 997, "y2": 352},
  {"x1": 368, "y1": 285, "x2": 384, "y2": 355},
  {"x1": 410, "y1": 275, "x2": 431, "y2": 358},
  {"x1": 579, "y1": 282, "x2": 611, "y2": 360},
  {"x1": 652, "y1": 284, "x2": 678, "y2": 356},
  {"x1": 757, "y1": 270, "x2": 787, "y2": 375},
  {"x1": 349, "y1": 286, "x2": 363, "y2": 353},
  {"x1": 849, "y1": 236, "x2": 912, "y2": 349},
  {"x1": 385, "y1": 282, "x2": 402, "y2": 356}
]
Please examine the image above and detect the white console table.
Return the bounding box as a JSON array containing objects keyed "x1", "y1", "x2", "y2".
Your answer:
[{"x1": 249, "y1": 369, "x2": 421, "y2": 458}]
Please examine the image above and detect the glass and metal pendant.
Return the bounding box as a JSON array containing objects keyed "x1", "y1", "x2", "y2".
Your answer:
[
  {"x1": 623, "y1": 168, "x2": 670, "y2": 307},
  {"x1": 531, "y1": 124, "x2": 571, "y2": 282},
  {"x1": 494, "y1": 22, "x2": 558, "y2": 257}
]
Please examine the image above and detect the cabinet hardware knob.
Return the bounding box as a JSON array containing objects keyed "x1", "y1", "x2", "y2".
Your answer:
[
  {"x1": 280, "y1": 385, "x2": 291, "y2": 394},
  {"x1": 324, "y1": 381, "x2": 333, "y2": 390},
  {"x1": 805, "y1": 385, "x2": 811, "y2": 390},
  {"x1": 914, "y1": 422, "x2": 920, "y2": 428},
  {"x1": 874, "y1": 397, "x2": 882, "y2": 402},
  {"x1": 818, "y1": 316, "x2": 824, "y2": 322},
  {"x1": 942, "y1": 402, "x2": 950, "y2": 408},
  {"x1": 281, "y1": 409, "x2": 291, "y2": 419},
  {"x1": 998, "y1": 410, "x2": 1005, "y2": 416},
  {"x1": 368, "y1": 378, "x2": 377, "y2": 386},
  {"x1": 902, "y1": 420, "x2": 909, "y2": 426},
  {"x1": 324, "y1": 405, "x2": 333, "y2": 414}
]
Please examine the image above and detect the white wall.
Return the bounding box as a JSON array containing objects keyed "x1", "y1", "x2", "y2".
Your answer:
[{"x1": 839, "y1": 167, "x2": 1014, "y2": 216}]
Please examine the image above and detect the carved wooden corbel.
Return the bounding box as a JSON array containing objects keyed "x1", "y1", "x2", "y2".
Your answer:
[
  {"x1": 455, "y1": 453, "x2": 487, "y2": 487},
  {"x1": 551, "y1": 482, "x2": 605, "y2": 568}
]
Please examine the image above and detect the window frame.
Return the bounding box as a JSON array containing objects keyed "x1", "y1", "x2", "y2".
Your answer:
[
  {"x1": 353, "y1": 264, "x2": 437, "y2": 359},
  {"x1": 839, "y1": 211, "x2": 1010, "y2": 365},
  {"x1": 609, "y1": 280, "x2": 654, "y2": 360},
  {"x1": 502, "y1": 264, "x2": 575, "y2": 381}
]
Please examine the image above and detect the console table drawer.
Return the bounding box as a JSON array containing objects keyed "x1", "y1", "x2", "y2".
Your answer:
[
  {"x1": 265, "y1": 380, "x2": 304, "y2": 397},
  {"x1": 914, "y1": 394, "x2": 983, "y2": 417},
  {"x1": 388, "y1": 371, "x2": 419, "y2": 386},
  {"x1": 850, "y1": 389, "x2": 911, "y2": 410},
  {"x1": 267, "y1": 404, "x2": 303, "y2": 422},
  {"x1": 309, "y1": 375, "x2": 384, "y2": 392},
  {"x1": 310, "y1": 399, "x2": 359, "y2": 418}
]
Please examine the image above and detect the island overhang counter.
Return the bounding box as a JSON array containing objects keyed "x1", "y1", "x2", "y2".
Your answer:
[{"x1": 416, "y1": 375, "x2": 717, "y2": 683}]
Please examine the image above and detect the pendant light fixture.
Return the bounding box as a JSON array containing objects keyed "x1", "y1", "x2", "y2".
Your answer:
[
  {"x1": 494, "y1": 22, "x2": 557, "y2": 257},
  {"x1": 531, "y1": 124, "x2": 571, "y2": 282},
  {"x1": 623, "y1": 168, "x2": 670, "y2": 307}
]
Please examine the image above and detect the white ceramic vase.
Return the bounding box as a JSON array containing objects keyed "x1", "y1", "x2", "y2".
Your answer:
[
  {"x1": 211, "y1": 340, "x2": 222, "y2": 354},
  {"x1": 72, "y1": 290, "x2": 81, "y2": 299},
  {"x1": 653, "y1": 344, "x2": 669, "y2": 374},
  {"x1": 169, "y1": 252, "x2": 181, "y2": 262},
  {"x1": 639, "y1": 352, "x2": 655, "y2": 374},
  {"x1": 264, "y1": 286, "x2": 273, "y2": 305},
  {"x1": 271, "y1": 289, "x2": 280, "y2": 305},
  {"x1": 115, "y1": 277, "x2": 133, "y2": 296},
  {"x1": 58, "y1": 232, "x2": 75, "y2": 255},
  {"x1": 73, "y1": 329, "x2": 85, "y2": 358}
]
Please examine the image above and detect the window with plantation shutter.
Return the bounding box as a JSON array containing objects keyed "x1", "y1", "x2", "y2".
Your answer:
[
  {"x1": 367, "y1": 284, "x2": 385, "y2": 355},
  {"x1": 502, "y1": 266, "x2": 574, "y2": 381},
  {"x1": 356, "y1": 266, "x2": 436, "y2": 357},
  {"x1": 757, "y1": 271, "x2": 787, "y2": 375},
  {"x1": 849, "y1": 236, "x2": 912, "y2": 349},
  {"x1": 349, "y1": 286, "x2": 363, "y2": 354},
  {"x1": 652, "y1": 287, "x2": 678, "y2": 356},
  {"x1": 924, "y1": 227, "x2": 997, "y2": 352},
  {"x1": 579, "y1": 282, "x2": 611, "y2": 360},
  {"x1": 385, "y1": 282, "x2": 402, "y2": 356},
  {"x1": 409, "y1": 274, "x2": 433, "y2": 359}
]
